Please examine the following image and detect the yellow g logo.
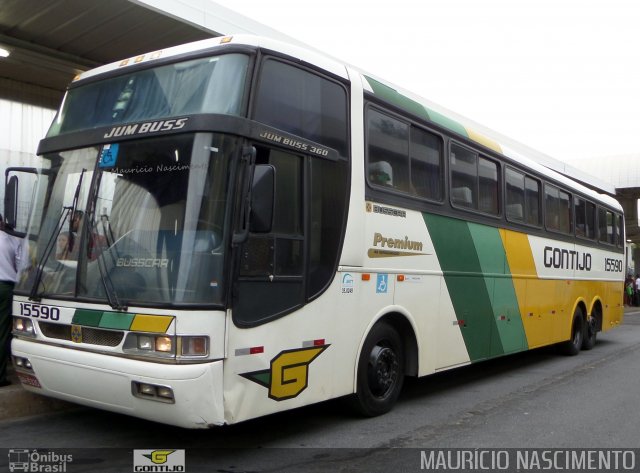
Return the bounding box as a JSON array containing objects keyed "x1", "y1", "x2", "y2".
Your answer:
[
  {"x1": 143, "y1": 450, "x2": 174, "y2": 464},
  {"x1": 241, "y1": 345, "x2": 329, "y2": 401}
]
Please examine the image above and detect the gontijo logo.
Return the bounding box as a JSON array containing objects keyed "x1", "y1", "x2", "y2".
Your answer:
[
  {"x1": 241, "y1": 345, "x2": 329, "y2": 400},
  {"x1": 133, "y1": 449, "x2": 185, "y2": 472}
]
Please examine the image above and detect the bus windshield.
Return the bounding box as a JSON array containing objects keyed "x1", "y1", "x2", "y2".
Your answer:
[
  {"x1": 47, "y1": 53, "x2": 249, "y2": 137},
  {"x1": 18, "y1": 132, "x2": 237, "y2": 307}
]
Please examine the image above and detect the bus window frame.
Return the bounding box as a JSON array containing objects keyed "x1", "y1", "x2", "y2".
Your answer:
[
  {"x1": 448, "y1": 140, "x2": 502, "y2": 219},
  {"x1": 543, "y1": 182, "x2": 573, "y2": 236},
  {"x1": 364, "y1": 103, "x2": 445, "y2": 206}
]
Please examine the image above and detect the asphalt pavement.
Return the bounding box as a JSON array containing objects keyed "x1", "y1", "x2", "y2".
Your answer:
[{"x1": 2, "y1": 306, "x2": 639, "y2": 422}]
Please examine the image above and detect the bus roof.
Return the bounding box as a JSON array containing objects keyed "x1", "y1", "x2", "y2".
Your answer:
[{"x1": 72, "y1": 34, "x2": 619, "y2": 210}]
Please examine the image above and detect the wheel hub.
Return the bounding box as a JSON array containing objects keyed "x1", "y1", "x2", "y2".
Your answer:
[{"x1": 368, "y1": 345, "x2": 399, "y2": 397}]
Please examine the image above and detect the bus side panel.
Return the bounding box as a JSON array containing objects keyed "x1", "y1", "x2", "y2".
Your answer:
[{"x1": 423, "y1": 213, "x2": 528, "y2": 362}]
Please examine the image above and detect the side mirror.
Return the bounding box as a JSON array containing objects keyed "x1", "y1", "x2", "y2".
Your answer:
[
  {"x1": 4, "y1": 175, "x2": 18, "y2": 230},
  {"x1": 249, "y1": 164, "x2": 275, "y2": 233},
  {"x1": 4, "y1": 167, "x2": 39, "y2": 236}
]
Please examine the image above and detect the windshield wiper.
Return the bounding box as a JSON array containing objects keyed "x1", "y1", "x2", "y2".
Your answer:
[
  {"x1": 85, "y1": 174, "x2": 127, "y2": 311},
  {"x1": 28, "y1": 206, "x2": 71, "y2": 301},
  {"x1": 93, "y1": 239, "x2": 127, "y2": 311},
  {"x1": 29, "y1": 169, "x2": 86, "y2": 301}
]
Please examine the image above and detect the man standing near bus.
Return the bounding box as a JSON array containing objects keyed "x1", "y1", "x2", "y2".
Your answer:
[{"x1": 0, "y1": 214, "x2": 24, "y2": 387}]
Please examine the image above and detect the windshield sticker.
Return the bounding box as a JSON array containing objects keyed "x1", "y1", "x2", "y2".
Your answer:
[{"x1": 99, "y1": 144, "x2": 119, "y2": 168}]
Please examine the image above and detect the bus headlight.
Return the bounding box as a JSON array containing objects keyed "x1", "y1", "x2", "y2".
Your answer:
[
  {"x1": 124, "y1": 334, "x2": 209, "y2": 359},
  {"x1": 13, "y1": 318, "x2": 35, "y2": 337},
  {"x1": 137, "y1": 335, "x2": 154, "y2": 350},
  {"x1": 155, "y1": 336, "x2": 173, "y2": 353},
  {"x1": 125, "y1": 333, "x2": 175, "y2": 357}
]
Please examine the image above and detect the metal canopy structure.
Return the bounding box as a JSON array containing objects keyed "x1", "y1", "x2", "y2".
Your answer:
[
  {"x1": 0, "y1": 0, "x2": 217, "y2": 106},
  {"x1": 0, "y1": 0, "x2": 633, "y2": 232}
]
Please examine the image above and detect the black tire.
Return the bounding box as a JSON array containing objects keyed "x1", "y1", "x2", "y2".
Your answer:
[
  {"x1": 351, "y1": 322, "x2": 405, "y2": 417},
  {"x1": 581, "y1": 313, "x2": 598, "y2": 351},
  {"x1": 559, "y1": 308, "x2": 584, "y2": 356}
]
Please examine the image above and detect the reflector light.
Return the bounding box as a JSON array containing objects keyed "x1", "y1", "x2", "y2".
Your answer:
[
  {"x1": 249, "y1": 346, "x2": 264, "y2": 354},
  {"x1": 362, "y1": 274, "x2": 371, "y2": 281},
  {"x1": 397, "y1": 275, "x2": 405, "y2": 282},
  {"x1": 313, "y1": 339, "x2": 325, "y2": 346},
  {"x1": 181, "y1": 336, "x2": 208, "y2": 356}
]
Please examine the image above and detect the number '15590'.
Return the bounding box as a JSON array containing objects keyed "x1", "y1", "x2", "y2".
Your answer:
[{"x1": 18, "y1": 302, "x2": 60, "y2": 321}]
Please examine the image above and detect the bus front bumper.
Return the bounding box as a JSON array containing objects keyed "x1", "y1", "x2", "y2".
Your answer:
[{"x1": 11, "y1": 338, "x2": 225, "y2": 429}]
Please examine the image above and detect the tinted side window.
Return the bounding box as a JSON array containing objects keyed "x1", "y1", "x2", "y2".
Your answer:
[
  {"x1": 524, "y1": 176, "x2": 541, "y2": 226},
  {"x1": 254, "y1": 59, "x2": 348, "y2": 156},
  {"x1": 617, "y1": 214, "x2": 624, "y2": 247},
  {"x1": 450, "y1": 143, "x2": 499, "y2": 215},
  {"x1": 545, "y1": 184, "x2": 572, "y2": 234},
  {"x1": 575, "y1": 197, "x2": 596, "y2": 240},
  {"x1": 506, "y1": 168, "x2": 525, "y2": 221},
  {"x1": 479, "y1": 157, "x2": 499, "y2": 215},
  {"x1": 410, "y1": 127, "x2": 443, "y2": 201},
  {"x1": 367, "y1": 109, "x2": 409, "y2": 192},
  {"x1": 598, "y1": 208, "x2": 615, "y2": 245},
  {"x1": 308, "y1": 157, "x2": 349, "y2": 299},
  {"x1": 450, "y1": 143, "x2": 477, "y2": 209}
]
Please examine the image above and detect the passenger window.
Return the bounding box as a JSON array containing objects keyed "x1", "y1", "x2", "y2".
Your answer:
[
  {"x1": 410, "y1": 127, "x2": 443, "y2": 201},
  {"x1": 450, "y1": 143, "x2": 477, "y2": 209},
  {"x1": 545, "y1": 184, "x2": 572, "y2": 234},
  {"x1": 367, "y1": 109, "x2": 409, "y2": 192},
  {"x1": 575, "y1": 197, "x2": 596, "y2": 239},
  {"x1": 450, "y1": 143, "x2": 499, "y2": 215},
  {"x1": 479, "y1": 157, "x2": 498, "y2": 214},
  {"x1": 617, "y1": 214, "x2": 624, "y2": 247},
  {"x1": 598, "y1": 208, "x2": 615, "y2": 245},
  {"x1": 524, "y1": 176, "x2": 541, "y2": 226},
  {"x1": 506, "y1": 168, "x2": 525, "y2": 221}
]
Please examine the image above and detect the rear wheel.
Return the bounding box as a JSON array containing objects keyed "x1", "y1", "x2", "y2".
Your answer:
[
  {"x1": 559, "y1": 308, "x2": 584, "y2": 356},
  {"x1": 352, "y1": 322, "x2": 405, "y2": 417},
  {"x1": 581, "y1": 312, "x2": 598, "y2": 350}
]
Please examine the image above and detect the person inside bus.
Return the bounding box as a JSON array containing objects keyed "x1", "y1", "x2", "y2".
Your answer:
[
  {"x1": 369, "y1": 161, "x2": 394, "y2": 187},
  {"x1": 55, "y1": 232, "x2": 75, "y2": 261}
]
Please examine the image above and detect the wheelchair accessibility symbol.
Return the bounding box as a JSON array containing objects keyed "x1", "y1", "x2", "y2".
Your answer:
[
  {"x1": 376, "y1": 273, "x2": 388, "y2": 294},
  {"x1": 99, "y1": 143, "x2": 119, "y2": 168}
]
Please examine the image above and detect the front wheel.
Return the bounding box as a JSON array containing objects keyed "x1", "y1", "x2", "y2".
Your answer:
[{"x1": 351, "y1": 322, "x2": 405, "y2": 417}]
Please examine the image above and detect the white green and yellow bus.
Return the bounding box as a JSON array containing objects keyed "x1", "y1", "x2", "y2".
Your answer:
[{"x1": 8, "y1": 35, "x2": 624, "y2": 428}]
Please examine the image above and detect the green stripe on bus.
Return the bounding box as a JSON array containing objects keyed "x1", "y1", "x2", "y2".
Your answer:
[
  {"x1": 364, "y1": 75, "x2": 468, "y2": 138},
  {"x1": 72, "y1": 309, "x2": 104, "y2": 327},
  {"x1": 423, "y1": 213, "x2": 502, "y2": 361},
  {"x1": 423, "y1": 108, "x2": 468, "y2": 138},
  {"x1": 467, "y1": 223, "x2": 528, "y2": 354},
  {"x1": 99, "y1": 311, "x2": 135, "y2": 330},
  {"x1": 365, "y1": 76, "x2": 430, "y2": 121}
]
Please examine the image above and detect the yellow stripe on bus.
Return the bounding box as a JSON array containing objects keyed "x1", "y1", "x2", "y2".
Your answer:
[
  {"x1": 130, "y1": 314, "x2": 174, "y2": 333},
  {"x1": 466, "y1": 128, "x2": 502, "y2": 154}
]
